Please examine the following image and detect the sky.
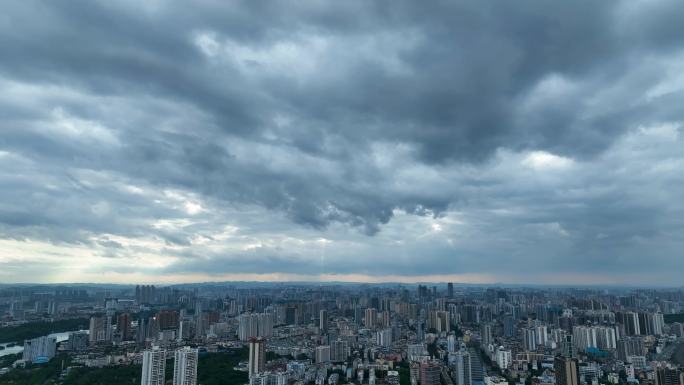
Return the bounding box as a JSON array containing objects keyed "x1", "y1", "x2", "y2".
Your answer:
[{"x1": 1, "y1": 1, "x2": 684, "y2": 285}]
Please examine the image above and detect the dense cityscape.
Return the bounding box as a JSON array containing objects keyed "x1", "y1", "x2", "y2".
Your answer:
[
  {"x1": 1, "y1": 284, "x2": 683, "y2": 385},
  {"x1": 2, "y1": 1, "x2": 684, "y2": 385}
]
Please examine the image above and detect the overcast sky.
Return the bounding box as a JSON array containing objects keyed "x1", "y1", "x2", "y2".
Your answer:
[{"x1": 1, "y1": 0, "x2": 684, "y2": 285}]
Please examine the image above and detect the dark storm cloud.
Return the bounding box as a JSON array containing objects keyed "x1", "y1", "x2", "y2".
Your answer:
[{"x1": 1, "y1": 0, "x2": 684, "y2": 283}]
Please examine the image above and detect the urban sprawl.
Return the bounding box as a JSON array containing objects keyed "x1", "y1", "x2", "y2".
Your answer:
[{"x1": 1, "y1": 284, "x2": 683, "y2": 385}]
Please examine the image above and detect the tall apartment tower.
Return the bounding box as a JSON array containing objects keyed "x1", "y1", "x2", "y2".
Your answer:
[
  {"x1": 248, "y1": 338, "x2": 266, "y2": 378},
  {"x1": 420, "y1": 362, "x2": 441, "y2": 385},
  {"x1": 173, "y1": 347, "x2": 198, "y2": 385},
  {"x1": 22, "y1": 336, "x2": 57, "y2": 362},
  {"x1": 118, "y1": 313, "x2": 132, "y2": 341},
  {"x1": 554, "y1": 356, "x2": 580, "y2": 385},
  {"x1": 655, "y1": 368, "x2": 683, "y2": 385},
  {"x1": 89, "y1": 315, "x2": 112, "y2": 345},
  {"x1": 320, "y1": 309, "x2": 328, "y2": 332},
  {"x1": 452, "y1": 350, "x2": 472, "y2": 385},
  {"x1": 365, "y1": 308, "x2": 378, "y2": 329},
  {"x1": 141, "y1": 347, "x2": 166, "y2": 385},
  {"x1": 562, "y1": 335, "x2": 575, "y2": 359}
]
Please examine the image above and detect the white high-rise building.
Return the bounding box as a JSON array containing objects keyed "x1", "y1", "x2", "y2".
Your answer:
[
  {"x1": 652, "y1": 313, "x2": 665, "y2": 336},
  {"x1": 316, "y1": 345, "x2": 331, "y2": 363},
  {"x1": 89, "y1": 315, "x2": 112, "y2": 345},
  {"x1": 448, "y1": 335, "x2": 457, "y2": 353},
  {"x1": 141, "y1": 347, "x2": 166, "y2": 385},
  {"x1": 452, "y1": 350, "x2": 472, "y2": 385},
  {"x1": 480, "y1": 324, "x2": 493, "y2": 346},
  {"x1": 239, "y1": 313, "x2": 274, "y2": 341},
  {"x1": 495, "y1": 348, "x2": 512, "y2": 369},
  {"x1": 596, "y1": 327, "x2": 617, "y2": 350},
  {"x1": 535, "y1": 326, "x2": 548, "y2": 346},
  {"x1": 22, "y1": 336, "x2": 57, "y2": 362},
  {"x1": 573, "y1": 326, "x2": 597, "y2": 351},
  {"x1": 173, "y1": 347, "x2": 198, "y2": 385},
  {"x1": 408, "y1": 344, "x2": 427, "y2": 362},
  {"x1": 376, "y1": 329, "x2": 393, "y2": 347},
  {"x1": 331, "y1": 339, "x2": 349, "y2": 362},
  {"x1": 522, "y1": 328, "x2": 537, "y2": 351},
  {"x1": 249, "y1": 338, "x2": 266, "y2": 378},
  {"x1": 573, "y1": 326, "x2": 617, "y2": 351},
  {"x1": 257, "y1": 313, "x2": 274, "y2": 338}
]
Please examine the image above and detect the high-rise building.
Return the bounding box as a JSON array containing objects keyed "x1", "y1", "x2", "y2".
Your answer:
[
  {"x1": 381, "y1": 311, "x2": 391, "y2": 328},
  {"x1": 571, "y1": 325, "x2": 617, "y2": 352},
  {"x1": 65, "y1": 332, "x2": 88, "y2": 351},
  {"x1": 408, "y1": 344, "x2": 428, "y2": 362},
  {"x1": 495, "y1": 347, "x2": 512, "y2": 369},
  {"x1": 616, "y1": 312, "x2": 641, "y2": 336},
  {"x1": 562, "y1": 335, "x2": 575, "y2": 359},
  {"x1": 480, "y1": 323, "x2": 493, "y2": 346},
  {"x1": 239, "y1": 313, "x2": 274, "y2": 341},
  {"x1": 240, "y1": 313, "x2": 259, "y2": 341},
  {"x1": 376, "y1": 328, "x2": 393, "y2": 347},
  {"x1": 429, "y1": 310, "x2": 450, "y2": 333},
  {"x1": 503, "y1": 315, "x2": 516, "y2": 338},
  {"x1": 554, "y1": 357, "x2": 580, "y2": 385},
  {"x1": 596, "y1": 327, "x2": 617, "y2": 350},
  {"x1": 248, "y1": 338, "x2": 266, "y2": 378},
  {"x1": 157, "y1": 310, "x2": 180, "y2": 330},
  {"x1": 316, "y1": 345, "x2": 331, "y2": 363},
  {"x1": 178, "y1": 320, "x2": 194, "y2": 342},
  {"x1": 118, "y1": 313, "x2": 132, "y2": 341},
  {"x1": 89, "y1": 315, "x2": 112, "y2": 345},
  {"x1": 173, "y1": 347, "x2": 198, "y2": 385},
  {"x1": 653, "y1": 313, "x2": 665, "y2": 336},
  {"x1": 354, "y1": 306, "x2": 364, "y2": 326},
  {"x1": 420, "y1": 362, "x2": 441, "y2": 385},
  {"x1": 448, "y1": 283, "x2": 454, "y2": 298},
  {"x1": 331, "y1": 339, "x2": 349, "y2": 362},
  {"x1": 410, "y1": 363, "x2": 420, "y2": 385},
  {"x1": 535, "y1": 325, "x2": 548, "y2": 346},
  {"x1": 460, "y1": 305, "x2": 480, "y2": 324},
  {"x1": 365, "y1": 308, "x2": 378, "y2": 329},
  {"x1": 320, "y1": 310, "x2": 328, "y2": 332},
  {"x1": 448, "y1": 334, "x2": 457, "y2": 353},
  {"x1": 22, "y1": 336, "x2": 56, "y2": 363},
  {"x1": 141, "y1": 347, "x2": 166, "y2": 385},
  {"x1": 468, "y1": 347, "x2": 484, "y2": 382},
  {"x1": 136, "y1": 285, "x2": 157, "y2": 304},
  {"x1": 654, "y1": 368, "x2": 683, "y2": 385},
  {"x1": 451, "y1": 350, "x2": 472, "y2": 385},
  {"x1": 617, "y1": 337, "x2": 644, "y2": 361},
  {"x1": 572, "y1": 326, "x2": 597, "y2": 351},
  {"x1": 522, "y1": 328, "x2": 537, "y2": 351}
]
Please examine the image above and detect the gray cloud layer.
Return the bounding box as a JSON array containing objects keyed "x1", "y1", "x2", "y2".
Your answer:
[{"x1": 1, "y1": 0, "x2": 684, "y2": 284}]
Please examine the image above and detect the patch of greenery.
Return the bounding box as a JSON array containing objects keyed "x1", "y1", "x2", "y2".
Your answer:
[
  {"x1": 196, "y1": 348, "x2": 249, "y2": 385},
  {"x1": 664, "y1": 314, "x2": 684, "y2": 324},
  {"x1": 63, "y1": 364, "x2": 142, "y2": 385},
  {"x1": 0, "y1": 354, "x2": 69, "y2": 385},
  {"x1": 0, "y1": 318, "x2": 89, "y2": 344},
  {"x1": 0, "y1": 354, "x2": 21, "y2": 369}
]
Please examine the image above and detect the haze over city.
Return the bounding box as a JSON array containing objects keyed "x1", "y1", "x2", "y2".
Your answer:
[{"x1": 1, "y1": 0, "x2": 684, "y2": 286}]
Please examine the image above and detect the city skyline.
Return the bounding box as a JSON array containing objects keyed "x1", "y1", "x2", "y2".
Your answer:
[
  {"x1": 2, "y1": 1, "x2": 684, "y2": 285},
  {"x1": 1, "y1": 282, "x2": 684, "y2": 383}
]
